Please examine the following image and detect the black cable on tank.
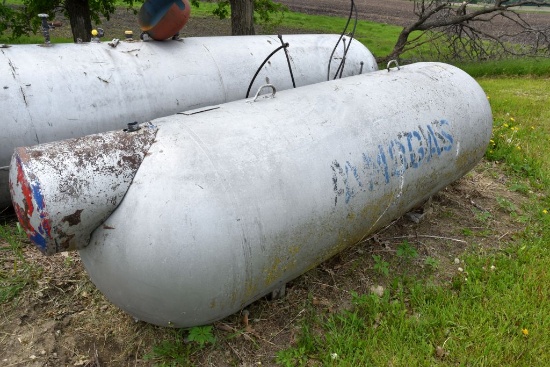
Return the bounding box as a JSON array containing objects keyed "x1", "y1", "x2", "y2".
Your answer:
[
  {"x1": 246, "y1": 44, "x2": 288, "y2": 99},
  {"x1": 278, "y1": 34, "x2": 296, "y2": 89},
  {"x1": 334, "y1": 1, "x2": 358, "y2": 80},
  {"x1": 327, "y1": 0, "x2": 358, "y2": 80}
]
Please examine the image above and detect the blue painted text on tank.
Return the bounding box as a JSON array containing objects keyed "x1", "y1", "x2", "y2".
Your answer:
[{"x1": 331, "y1": 119, "x2": 454, "y2": 205}]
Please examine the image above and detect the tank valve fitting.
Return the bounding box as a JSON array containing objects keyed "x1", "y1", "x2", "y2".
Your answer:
[
  {"x1": 126, "y1": 121, "x2": 140, "y2": 132},
  {"x1": 91, "y1": 28, "x2": 104, "y2": 43},
  {"x1": 140, "y1": 32, "x2": 151, "y2": 42},
  {"x1": 108, "y1": 39, "x2": 120, "y2": 48},
  {"x1": 38, "y1": 14, "x2": 51, "y2": 45},
  {"x1": 91, "y1": 29, "x2": 99, "y2": 43}
]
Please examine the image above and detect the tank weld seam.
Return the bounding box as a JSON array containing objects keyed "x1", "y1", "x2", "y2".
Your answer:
[
  {"x1": 366, "y1": 185, "x2": 400, "y2": 238},
  {"x1": 7, "y1": 56, "x2": 17, "y2": 79},
  {"x1": 19, "y1": 86, "x2": 28, "y2": 106}
]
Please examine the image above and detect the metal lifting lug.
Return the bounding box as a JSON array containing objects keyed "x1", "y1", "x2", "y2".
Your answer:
[
  {"x1": 387, "y1": 59, "x2": 401, "y2": 72},
  {"x1": 252, "y1": 84, "x2": 277, "y2": 102},
  {"x1": 108, "y1": 39, "x2": 120, "y2": 48}
]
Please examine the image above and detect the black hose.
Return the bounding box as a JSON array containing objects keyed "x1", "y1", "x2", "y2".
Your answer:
[
  {"x1": 246, "y1": 44, "x2": 288, "y2": 99},
  {"x1": 342, "y1": 2, "x2": 358, "y2": 78},
  {"x1": 327, "y1": 0, "x2": 358, "y2": 80},
  {"x1": 278, "y1": 34, "x2": 296, "y2": 89},
  {"x1": 327, "y1": 0, "x2": 355, "y2": 81},
  {"x1": 337, "y1": 38, "x2": 347, "y2": 79},
  {"x1": 333, "y1": 0, "x2": 358, "y2": 80}
]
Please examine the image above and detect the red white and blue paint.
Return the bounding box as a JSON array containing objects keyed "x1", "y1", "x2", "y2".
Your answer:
[
  {"x1": 9, "y1": 124, "x2": 158, "y2": 255},
  {"x1": 10, "y1": 152, "x2": 53, "y2": 254}
]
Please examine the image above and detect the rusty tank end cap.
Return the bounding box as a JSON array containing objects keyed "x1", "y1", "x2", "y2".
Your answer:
[
  {"x1": 10, "y1": 150, "x2": 54, "y2": 254},
  {"x1": 9, "y1": 123, "x2": 158, "y2": 255}
]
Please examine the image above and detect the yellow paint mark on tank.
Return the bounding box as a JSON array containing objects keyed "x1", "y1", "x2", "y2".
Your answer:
[
  {"x1": 244, "y1": 281, "x2": 258, "y2": 299},
  {"x1": 262, "y1": 250, "x2": 299, "y2": 288}
]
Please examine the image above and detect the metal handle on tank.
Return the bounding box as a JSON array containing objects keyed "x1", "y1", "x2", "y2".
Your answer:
[
  {"x1": 252, "y1": 84, "x2": 277, "y2": 102},
  {"x1": 387, "y1": 60, "x2": 401, "y2": 72}
]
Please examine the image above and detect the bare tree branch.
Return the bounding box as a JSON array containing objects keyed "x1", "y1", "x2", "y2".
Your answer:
[{"x1": 380, "y1": 0, "x2": 550, "y2": 63}]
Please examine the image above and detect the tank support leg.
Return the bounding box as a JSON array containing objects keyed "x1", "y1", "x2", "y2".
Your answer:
[{"x1": 269, "y1": 283, "x2": 286, "y2": 300}]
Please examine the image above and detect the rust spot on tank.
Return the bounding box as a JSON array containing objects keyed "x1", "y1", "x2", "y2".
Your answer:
[
  {"x1": 62, "y1": 209, "x2": 83, "y2": 226},
  {"x1": 30, "y1": 150, "x2": 43, "y2": 159},
  {"x1": 14, "y1": 125, "x2": 158, "y2": 253},
  {"x1": 120, "y1": 154, "x2": 140, "y2": 170},
  {"x1": 57, "y1": 232, "x2": 75, "y2": 251}
]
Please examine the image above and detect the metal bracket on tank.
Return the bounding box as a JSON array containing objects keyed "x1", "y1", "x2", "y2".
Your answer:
[
  {"x1": 125, "y1": 121, "x2": 141, "y2": 132},
  {"x1": 38, "y1": 14, "x2": 51, "y2": 46},
  {"x1": 108, "y1": 39, "x2": 120, "y2": 48},
  {"x1": 180, "y1": 107, "x2": 220, "y2": 115},
  {"x1": 252, "y1": 84, "x2": 277, "y2": 102},
  {"x1": 269, "y1": 283, "x2": 286, "y2": 300},
  {"x1": 387, "y1": 60, "x2": 401, "y2": 72}
]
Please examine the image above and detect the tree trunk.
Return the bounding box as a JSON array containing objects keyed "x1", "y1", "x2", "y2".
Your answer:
[
  {"x1": 65, "y1": 0, "x2": 92, "y2": 43},
  {"x1": 384, "y1": 28, "x2": 413, "y2": 63},
  {"x1": 229, "y1": 0, "x2": 255, "y2": 35}
]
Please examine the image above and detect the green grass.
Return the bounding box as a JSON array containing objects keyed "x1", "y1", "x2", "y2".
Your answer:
[
  {"x1": 276, "y1": 11, "x2": 402, "y2": 59},
  {"x1": 459, "y1": 58, "x2": 550, "y2": 78},
  {"x1": 481, "y1": 77, "x2": 550, "y2": 185},
  {"x1": 142, "y1": 329, "x2": 201, "y2": 367},
  {"x1": 278, "y1": 240, "x2": 550, "y2": 366},
  {"x1": 0, "y1": 223, "x2": 38, "y2": 303},
  {"x1": 0, "y1": 35, "x2": 73, "y2": 44}
]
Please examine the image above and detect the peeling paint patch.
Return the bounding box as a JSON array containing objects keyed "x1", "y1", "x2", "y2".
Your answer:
[
  {"x1": 9, "y1": 123, "x2": 158, "y2": 255},
  {"x1": 10, "y1": 155, "x2": 53, "y2": 253},
  {"x1": 62, "y1": 209, "x2": 83, "y2": 226}
]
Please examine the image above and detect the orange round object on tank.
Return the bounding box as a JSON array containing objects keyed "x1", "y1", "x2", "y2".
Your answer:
[{"x1": 138, "y1": 0, "x2": 191, "y2": 41}]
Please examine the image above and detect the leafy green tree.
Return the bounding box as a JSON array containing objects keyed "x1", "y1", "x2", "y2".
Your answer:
[
  {"x1": 2, "y1": 0, "x2": 286, "y2": 42},
  {"x1": 0, "y1": 3, "x2": 23, "y2": 37},
  {"x1": 2, "y1": 0, "x2": 142, "y2": 42},
  {"x1": 0, "y1": 4, "x2": 12, "y2": 35}
]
